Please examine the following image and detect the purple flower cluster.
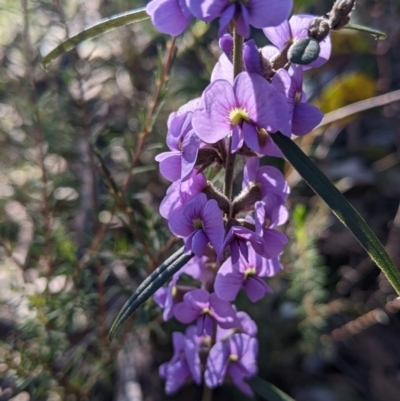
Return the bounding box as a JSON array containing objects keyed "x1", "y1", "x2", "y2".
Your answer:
[{"x1": 149, "y1": 0, "x2": 329, "y2": 396}]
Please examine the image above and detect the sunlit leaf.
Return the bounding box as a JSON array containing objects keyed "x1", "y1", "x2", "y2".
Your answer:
[
  {"x1": 42, "y1": 8, "x2": 149, "y2": 69},
  {"x1": 272, "y1": 132, "x2": 400, "y2": 296},
  {"x1": 344, "y1": 23, "x2": 387, "y2": 40}
]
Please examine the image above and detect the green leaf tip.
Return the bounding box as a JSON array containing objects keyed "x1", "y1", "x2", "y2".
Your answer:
[
  {"x1": 108, "y1": 248, "x2": 193, "y2": 341},
  {"x1": 343, "y1": 23, "x2": 387, "y2": 40},
  {"x1": 272, "y1": 132, "x2": 400, "y2": 296},
  {"x1": 247, "y1": 376, "x2": 296, "y2": 401},
  {"x1": 42, "y1": 7, "x2": 149, "y2": 70}
]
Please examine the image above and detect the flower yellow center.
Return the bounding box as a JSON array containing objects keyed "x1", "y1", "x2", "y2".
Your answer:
[
  {"x1": 202, "y1": 307, "x2": 211, "y2": 315},
  {"x1": 244, "y1": 267, "x2": 256, "y2": 279},
  {"x1": 229, "y1": 354, "x2": 239, "y2": 362},
  {"x1": 294, "y1": 91, "x2": 302, "y2": 104},
  {"x1": 171, "y1": 285, "x2": 177, "y2": 297},
  {"x1": 229, "y1": 108, "x2": 249, "y2": 126}
]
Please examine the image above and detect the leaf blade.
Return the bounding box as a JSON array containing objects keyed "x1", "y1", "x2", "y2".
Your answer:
[
  {"x1": 272, "y1": 132, "x2": 400, "y2": 295},
  {"x1": 42, "y1": 7, "x2": 149, "y2": 69},
  {"x1": 247, "y1": 376, "x2": 296, "y2": 401},
  {"x1": 343, "y1": 23, "x2": 387, "y2": 40},
  {"x1": 109, "y1": 248, "x2": 193, "y2": 340}
]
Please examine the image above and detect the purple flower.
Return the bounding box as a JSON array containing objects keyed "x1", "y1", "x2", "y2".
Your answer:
[
  {"x1": 159, "y1": 327, "x2": 201, "y2": 394},
  {"x1": 169, "y1": 193, "x2": 225, "y2": 257},
  {"x1": 192, "y1": 72, "x2": 290, "y2": 155},
  {"x1": 263, "y1": 14, "x2": 332, "y2": 69},
  {"x1": 217, "y1": 311, "x2": 258, "y2": 341},
  {"x1": 254, "y1": 193, "x2": 289, "y2": 229},
  {"x1": 159, "y1": 169, "x2": 207, "y2": 221},
  {"x1": 272, "y1": 66, "x2": 323, "y2": 136},
  {"x1": 174, "y1": 289, "x2": 239, "y2": 335},
  {"x1": 243, "y1": 157, "x2": 290, "y2": 201},
  {"x1": 220, "y1": 225, "x2": 266, "y2": 264},
  {"x1": 155, "y1": 111, "x2": 201, "y2": 181},
  {"x1": 215, "y1": 246, "x2": 273, "y2": 302},
  {"x1": 186, "y1": 0, "x2": 292, "y2": 38},
  {"x1": 205, "y1": 333, "x2": 258, "y2": 395},
  {"x1": 146, "y1": 0, "x2": 193, "y2": 36}
]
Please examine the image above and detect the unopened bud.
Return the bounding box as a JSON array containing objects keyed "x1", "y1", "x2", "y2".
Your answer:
[
  {"x1": 232, "y1": 183, "x2": 263, "y2": 216},
  {"x1": 202, "y1": 182, "x2": 230, "y2": 215},
  {"x1": 329, "y1": 0, "x2": 355, "y2": 30},
  {"x1": 288, "y1": 38, "x2": 320, "y2": 66},
  {"x1": 309, "y1": 17, "x2": 331, "y2": 42}
]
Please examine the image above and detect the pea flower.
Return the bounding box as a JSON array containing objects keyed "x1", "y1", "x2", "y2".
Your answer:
[
  {"x1": 174, "y1": 289, "x2": 239, "y2": 335},
  {"x1": 205, "y1": 333, "x2": 258, "y2": 395},
  {"x1": 155, "y1": 111, "x2": 201, "y2": 182},
  {"x1": 215, "y1": 247, "x2": 273, "y2": 302},
  {"x1": 192, "y1": 72, "x2": 290, "y2": 155},
  {"x1": 146, "y1": 0, "x2": 193, "y2": 36},
  {"x1": 168, "y1": 193, "x2": 225, "y2": 257},
  {"x1": 186, "y1": 0, "x2": 293, "y2": 38},
  {"x1": 159, "y1": 327, "x2": 202, "y2": 394},
  {"x1": 272, "y1": 66, "x2": 324, "y2": 136}
]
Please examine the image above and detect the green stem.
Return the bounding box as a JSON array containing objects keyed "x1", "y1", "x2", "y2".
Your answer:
[
  {"x1": 223, "y1": 27, "x2": 244, "y2": 201},
  {"x1": 202, "y1": 385, "x2": 213, "y2": 401}
]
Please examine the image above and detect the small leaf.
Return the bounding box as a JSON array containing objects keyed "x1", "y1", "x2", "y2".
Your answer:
[
  {"x1": 247, "y1": 376, "x2": 296, "y2": 401},
  {"x1": 42, "y1": 8, "x2": 149, "y2": 69},
  {"x1": 109, "y1": 248, "x2": 193, "y2": 340},
  {"x1": 288, "y1": 38, "x2": 320, "y2": 65},
  {"x1": 343, "y1": 23, "x2": 387, "y2": 40},
  {"x1": 272, "y1": 132, "x2": 400, "y2": 296}
]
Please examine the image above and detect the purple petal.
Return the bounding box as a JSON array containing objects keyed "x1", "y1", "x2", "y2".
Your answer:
[
  {"x1": 243, "y1": 40, "x2": 262, "y2": 75},
  {"x1": 263, "y1": 19, "x2": 291, "y2": 49},
  {"x1": 158, "y1": 152, "x2": 182, "y2": 182},
  {"x1": 243, "y1": 157, "x2": 259, "y2": 187},
  {"x1": 191, "y1": 230, "x2": 209, "y2": 257},
  {"x1": 218, "y1": 5, "x2": 236, "y2": 38},
  {"x1": 219, "y1": 34, "x2": 233, "y2": 60},
  {"x1": 211, "y1": 53, "x2": 234, "y2": 83},
  {"x1": 185, "y1": 0, "x2": 226, "y2": 22},
  {"x1": 163, "y1": 359, "x2": 190, "y2": 394},
  {"x1": 237, "y1": 311, "x2": 258, "y2": 337},
  {"x1": 292, "y1": 102, "x2": 323, "y2": 136},
  {"x1": 210, "y1": 293, "x2": 239, "y2": 329},
  {"x1": 192, "y1": 80, "x2": 236, "y2": 143},
  {"x1": 263, "y1": 229, "x2": 287, "y2": 258},
  {"x1": 236, "y1": 3, "x2": 250, "y2": 38},
  {"x1": 248, "y1": 0, "x2": 292, "y2": 29},
  {"x1": 202, "y1": 199, "x2": 225, "y2": 254},
  {"x1": 214, "y1": 258, "x2": 243, "y2": 301},
  {"x1": 153, "y1": 287, "x2": 168, "y2": 309},
  {"x1": 174, "y1": 289, "x2": 210, "y2": 323},
  {"x1": 231, "y1": 125, "x2": 244, "y2": 153},
  {"x1": 146, "y1": 0, "x2": 192, "y2": 36},
  {"x1": 184, "y1": 338, "x2": 202, "y2": 384},
  {"x1": 205, "y1": 341, "x2": 229, "y2": 388},
  {"x1": 244, "y1": 276, "x2": 271, "y2": 302}
]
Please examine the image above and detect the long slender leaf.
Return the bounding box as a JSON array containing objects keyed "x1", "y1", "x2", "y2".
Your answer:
[
  {"x1": 247, "y1": 376, "x2": 295, "y2": 401},
  {"x1": 42, "y1": 8, "x2": 149, "y2": 69},
  {"x1": 272, "y1": 132, "x2": 400, "y2": 295},
  {"x1": 109, "y1": 248, "x2": 193, "y2": 339},
  {"x1": 343, "y1": 23, "x2": 386, "y2": 40}
]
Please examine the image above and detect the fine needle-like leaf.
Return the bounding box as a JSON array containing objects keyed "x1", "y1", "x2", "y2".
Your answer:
[
  {"x1": 247, "y1": 376, "x2": 296, "y2": 401},
  {"x1": 42, "y1": 7, "x2": 149, "y2": 69},
  {"x1": 343, "y1": 23, "x2": 387, "y2": 40}
]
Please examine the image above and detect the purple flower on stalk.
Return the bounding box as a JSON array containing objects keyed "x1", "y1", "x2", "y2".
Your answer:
[
  {"x1": 146, "y1": 0, "x2": 193, "y2": 36},
  {"x1": 155, "y1": 111, "x2": 201, "y2": 182},
  {"x1": 159, "y1": 327, "x2": 201, "y2": 394},
  {"x1": 174, "y1": 289, "x2": 239, "y2": 335},
  {"x1": 192, "y1": 72, "x2": 290, "y2": 155},
  {"x1": 186, "y1": 0, "x2": 293, "y2": 38},
  {"x1": 263, "y1": 14, "x2": 332, "y2": 69},
  {"x1": 215, "y1": 246, "x2": 274, "y2": 302},
  {"x1": 205, "y1": 333, "x2": 258, "y2": 395},
  {"x1": 217, "y1": 311, "x2": 258, "y2": 342},
  {"x1": 169, "y1": 193, "x2": 224, "y2": 257},
  {"x1": 272, "y1": 66, "x2": 323, "y2": 136},
  {"x1": 254, "y1": 193, "x2": 289, "y2": 229},
  {"x1": 243, "y1": 157, "x2": 290, "y2": 201},
  {"x1": 219, "y1": 225, "x2": 265, "y2": 264},
  {"x1": 159, "y1": 169, "x2": 207, "y2": 221}
]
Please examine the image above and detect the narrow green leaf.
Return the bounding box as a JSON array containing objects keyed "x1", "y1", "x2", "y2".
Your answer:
[
  {"x1": 109, "y1": 248, "x2": 193, "y2": 339},
  {"x1": 42, "y1": 8, "x2": 149, "y2": 69},
  {"x1": 343, "y1": 23, "x2": 387, "y2": 40},
  {"x1": 247, "y1": 376, "x2": 295, "y2": 401},
  {"x1": 272, "y1": 133, "x2": 400, "y2": 295}
]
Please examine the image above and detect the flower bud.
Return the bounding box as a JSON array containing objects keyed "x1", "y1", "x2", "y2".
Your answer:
[
  {"x1": 309, "y1": 17, "x2": 331, "y2": 42},
  {"x1": 232, "y1": 183, "x2": 263, "y2": 216},
  {"x1": 329, "y1": 0, "x2": 355, "y2": 30},
  {"x1": 202, "y1": 182, "x2": 231, "y2": 215}
]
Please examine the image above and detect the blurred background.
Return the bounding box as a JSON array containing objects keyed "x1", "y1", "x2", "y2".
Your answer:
[{"x1": 1, "y1": 0, "x2": 400, "y2": 400}]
